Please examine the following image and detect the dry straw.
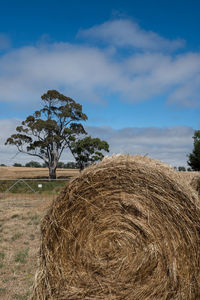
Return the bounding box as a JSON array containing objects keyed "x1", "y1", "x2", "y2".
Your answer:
[{"x1": 31, "y1": 155, "x2": 200, "y2": 300}]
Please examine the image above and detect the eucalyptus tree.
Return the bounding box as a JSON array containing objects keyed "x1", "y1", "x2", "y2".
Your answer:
[
  {"x1": 69, "y1": 136, "x2": 109, "y2": 170},
  {"x1": 6, "y1": 90, "x2": 87, "y2": 178}
]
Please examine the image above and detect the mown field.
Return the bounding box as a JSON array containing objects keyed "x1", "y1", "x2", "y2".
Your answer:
[{"x1": 0, "y1": 166, "x2": 79, "y2": 179}]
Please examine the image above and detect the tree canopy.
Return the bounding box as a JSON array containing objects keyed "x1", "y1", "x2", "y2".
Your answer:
[
  {"x1": 70, "y1": 136, "x2": 109, "y2": 170},
  {"x1": 187, "y1": 130, "x2": 200, "y2": 171},
  {"x1": 5, "y1": 90, "x2": 109, "y2": 178}
]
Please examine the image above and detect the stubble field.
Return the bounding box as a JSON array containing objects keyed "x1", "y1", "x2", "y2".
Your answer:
[
  {"x1": 0, "y1": 196, "x2": 53, "y2": 299},
  {"x1": 0, "y1": 166, "x2": 79, "y2": 179}
]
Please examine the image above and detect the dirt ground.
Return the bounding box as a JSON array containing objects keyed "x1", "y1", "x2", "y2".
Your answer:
[{"x1": 0, "y1": 196, "x2": 53, "y2": 300}]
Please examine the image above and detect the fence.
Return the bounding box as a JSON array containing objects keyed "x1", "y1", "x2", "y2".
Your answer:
[{"x1": 0, "y1": 178, "x2": 69, "y2": 208}]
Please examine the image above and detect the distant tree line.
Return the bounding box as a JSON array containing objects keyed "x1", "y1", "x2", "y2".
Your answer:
[
  {"x1": 173, "y1": 166, "x2": 192, "y2": 172},
  {"x1": 10, "y1": 161, "x2": 79, "y2": 169},
  {"x1": 0, "y1": 162, "x2": 191, "y2": 171}
]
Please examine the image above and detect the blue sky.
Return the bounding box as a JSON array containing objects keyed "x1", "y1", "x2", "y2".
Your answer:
[{"x1": 0, "y1": 0, "x2": 199, "y2": 167}]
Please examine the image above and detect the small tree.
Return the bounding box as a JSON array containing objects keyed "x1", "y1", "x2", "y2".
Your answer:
[
  {"x1": 25, "y1": 161, "x2": 41, "y2": 168},
  {"x1": 64, "y1": 162, "x2": 78, "y2": 169},
  {"x1": 13, "y1": 163, "x2": 23, "y2": 167},
  {"x1": 69, "y1": 136, "x2": 109, "y2": 170},
  {"x1": 57, "y1": 161, "x2": 65, "y2": 168},
  {"x1": 6, "y1": 90, "x2": 87, "y2": 179},
  {"x1": 188, "y1": 130, "x2": 200, "y2": 171},
  {"x1": 178, "y1": 166, "x2": 186, "y2": 172}
]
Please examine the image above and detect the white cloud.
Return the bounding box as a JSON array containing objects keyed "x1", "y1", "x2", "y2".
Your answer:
[
  {"x1": 122, "y1": 52, "x2": 200, "y2": 105},
  {"x1": 167, "y1": 74, "x2": 200, "y2": 107},
  {"x1": 0, "y1": 44, "x2": 123, "y2": 104},
  {"x1": 78, "y1": 19, "x2": 185, "y2": 51},
  {"x1": 0, "y1": 119, "x2": 194, "y2": 167}
]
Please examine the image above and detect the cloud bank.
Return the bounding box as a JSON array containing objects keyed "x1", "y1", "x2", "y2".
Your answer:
[
  {"x1": 86, "y1": 125, "x2": 194, "y2": 167},
  {"x1": 0, "y1": 19, "x2": 199, "y2": 108}
]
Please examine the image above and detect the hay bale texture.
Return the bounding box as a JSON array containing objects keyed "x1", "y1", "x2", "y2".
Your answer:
[{"x1": 31, "y1": 155, "x2": 200, "y2": 300}]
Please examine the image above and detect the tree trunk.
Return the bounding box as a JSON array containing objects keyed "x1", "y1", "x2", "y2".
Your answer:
[
  {"x1": 49, "y1": 149, "x2": 59, "y2": 179},
  {"x1": 49, "y1": 166, "x2": 57, "y2": 179}
]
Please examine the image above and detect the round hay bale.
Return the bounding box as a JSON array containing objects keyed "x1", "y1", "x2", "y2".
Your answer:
[
  {"x1": 190, "y1": 175, "x2": 200, "y2": 196},
  {"x1": 31, "y1": 155, "x2": 200, "y2": 300}
]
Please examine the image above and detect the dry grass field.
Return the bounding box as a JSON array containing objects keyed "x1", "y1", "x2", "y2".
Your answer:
[
  {"x1": 0, "y1": 166, "x2": 79, "y2": 179},
  {"x1": 0, "y1": 196, "x2": 53, "y2": 299}
]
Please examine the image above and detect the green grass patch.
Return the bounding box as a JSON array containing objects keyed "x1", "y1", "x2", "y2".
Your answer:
[
  {"x1": 29, "y1": 234, "x2": 35, "y2": 240},
  {"x1": 0, "y1": 288, "x2": 6, "y2": 295},
  {"x1": 15, "y1": 248, "x2": 29, "y2": 263},
  {"x1": 29, "y1": 215, "x2": 40, "y2": 225},
  {"x1": 0, "y1": 251, "x2": 5, "y2": 260},
  {"x1": 29, "y1": 215, "x2": 39, "y2": 221},
  {"x1": 0, "y1": 179, "x2": 67, "y2": 194},
  {"x1": 11, "y1": 233, "x2": 23, "y2": 241}
]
